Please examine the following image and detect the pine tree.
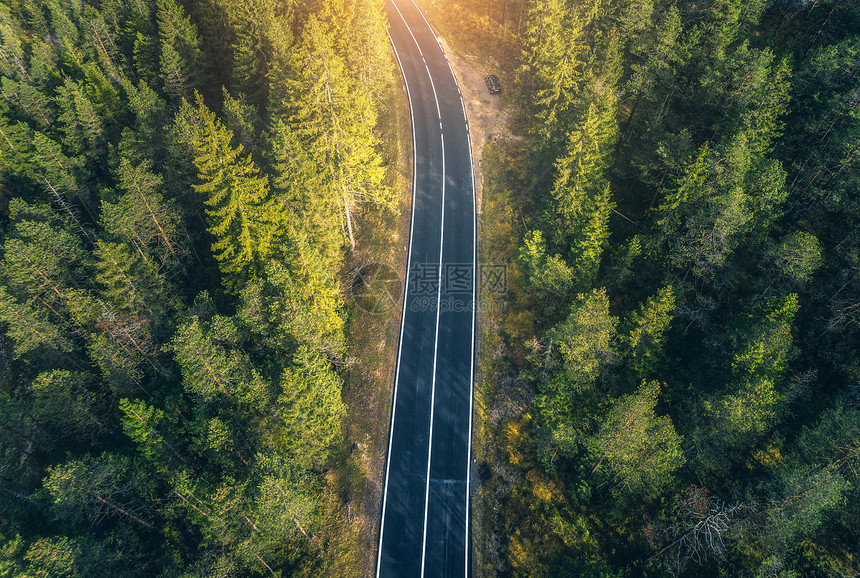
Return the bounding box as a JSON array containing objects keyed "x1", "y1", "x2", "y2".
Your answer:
[
  {"x1": 239, "y1": 243, "x2": 346, "y2": 358},
  {"x1": 156, "y1": 0, "x2": 203, "y2": 100},
  {"x1": 536, "y1": 288, "x2": 617, "y2": 434},
  {"x1": 190, "y1": 96, "x2": 280, "y2": 290},
  {"x1": 276, "y1": 346, "x2": 346, "y2": 467},
  {"x1": 118, "y1": 80, "x2": 169, "y2": 163},
  {"x1": 89, "y1": 300, "x2": 162, "y2": 395},
  {"x1": 228, "y1": 4, "x2": 271, "y2": 108},
  {"x1": 517, "y1": 229, "x2": 575, "y2": 302},
  {"x1": 286, "y1": 16, "x2": 395, "y2": 249},
  {"x1": 170, "y1": 316, "x2": 243, "y2": 403},
  {"x1": 519, "y1": 0, "x2": 584, "y2": 140},
  {"x1": 79, "y1": 61, "x2": 124, "y2": 133},
  {"x1": 54, "y1": 78, "x2": 104, "y2": 158},
  {"x1": 221, "y1": 87, "x2": 260, "y2": 153},
  {"x1": 621, "y1": 4, "x2": 683, "y2": 131},
  {"x1": 1, "y1": 76, "x2": 55, "y2": 127},
  {"x1": 104, "y1": 157, "x2": 188, "y2": 272},
  {"x1": 22, "y1": 537, "x2": 82, "y2": 578},
  {"x1": 170, "y1": 315, "x2": 268, "y2": 408},
  {"x1": 186, "y1": 0, "x2": 235, "y2": 95},
  {"x1": 30, "y1": 130, "x2": 83, "y2": 194},
  {"x1": 655, "y1": 140, "x2": 749, "y2": 281},
  {"x1": 44, "y1": 453, "x2": 157, "y2": 532},
  {"x1": 1, "y1": 199, "x2": 91, "y2": 316},
  {"x1": 548, "y1": 95, "x2": 618, "y2": 289},
  {"x1": 94, "y1": 240, "x2": 171, "y2": 324},
  {"x1": 266, "y1": 119, "x2": 341, "y2": 266},
  {"x1": 322, "y1": 0, "x2": 395, "y2": 106},
  {"x1": 0, "y1": 111, "x2": 32, "y2": 167},
  {"x1": 133, "y1": 30, "x2": 160, "y2": 89},
  {"x1": 251, "y1": 455, "x2": 319, "y2": 558},
  {"x1": 731, "y1": 293, "x2": 799, "y2": 380},
  {"x1": 254, "y1": 470, "x2": 317, "y2": 543},
  {"x1": 796, "y1": 404, "x2": 860, "y2": 480},
  {"x1": 645, "y1": 51, "x2": 792, "y2": 284},
  {"x1": 0, "y1": 201, "x2": 99, "y2": 370},
  {"x1": 0, "y1": 4, "x2": 30, "y2": 80},
  {"x1": 193, "y1": 477, "x2": 274, "y2": 574},
  {"x1": 119, "y1": 398, "x2": 183, "y2": 472},
  {"x1": 621, "y1": 286, "x2": 675, "y2": 379},
  {"x1": 695, "y1": 295, "x2": 800, "y2": 473},
  {"x1": 43, "y1": 1, "x2": 85, "y2": 64},
  {"x1": 759, "y1": 231, "x2": 822, "y2": 297},
  {"x1": 31, "y1": 370, "x2": 106, "y2": 442},
  {"x1": 28, "y1": 38, "x2": 60, "y2": 89},
  {"x1": 82, "y1": 5, "x2": 124, "y2": 84},
  {"x1": 0, "y1": 287, "x2": 74, "y2": 359},
  {"x1": 751, "y1": 466, "x2": 848, "y2": 560},
  {"x1": 589, "y1": 380, "x2": 685, "y2": 496}
]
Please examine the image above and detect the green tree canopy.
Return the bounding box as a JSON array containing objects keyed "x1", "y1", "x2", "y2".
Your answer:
[
  {"x1": 588, "y1": 380, "x2": 685, "y2": 497},
  {"x1": 276, "y1": 346, "x2": 346, "y2": 468}
]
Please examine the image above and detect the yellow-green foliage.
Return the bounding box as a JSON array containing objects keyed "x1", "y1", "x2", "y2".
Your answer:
[{"x1": 191, "y1": 96, "x2": 282, "y2": 289}]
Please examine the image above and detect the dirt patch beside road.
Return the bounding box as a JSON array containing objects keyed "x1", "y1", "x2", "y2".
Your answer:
[{"x1": 436, "y1": 36, "x2": 511, "y2": 215}]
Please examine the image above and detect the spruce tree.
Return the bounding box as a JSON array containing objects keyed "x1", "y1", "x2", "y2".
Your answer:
[
  {"x1": 549, "y1": 95, "x2": 618, "y2": 290},
  {"x1": 286, "y1": 16, "x2": 394, "y2": 249},
  {"x1": 156, "y1": 0, "x2": 203, "y2": 100},
  {"x1": 190, "y1": 97, "x2": 280, "y2": 290}
]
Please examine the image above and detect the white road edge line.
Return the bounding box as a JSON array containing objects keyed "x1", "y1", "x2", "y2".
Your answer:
[
  {"x1": 405, "y1": 1, "x2": 479, "y2": 575},
  {"x1": 376, "y1": 19, "x2": 420, "y2": 578},
  {"x1": 391, "y1": 1, "x2": 442, "y2": 122},
  {"x1": 409, "y1": 0, "x2": 453, "y2": 68},
  {"x1": 464, "y1": 75, "x2": 478, "y2": 578},
  {"x1": 419, "y1": 132, "x2": 446, "y2": 578},
  {"x1": 426, "y1": 67, "x2": 442, "y2": 120},
  {"x1": 445, "y1": 59, "x2": 457, "y2": 83}
]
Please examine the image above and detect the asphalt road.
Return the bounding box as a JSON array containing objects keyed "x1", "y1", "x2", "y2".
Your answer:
[{"x1": 376, "y1": 1, "x2": 476, "y2": 576}]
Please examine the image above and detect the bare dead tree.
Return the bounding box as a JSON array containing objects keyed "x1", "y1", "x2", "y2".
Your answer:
[
  {"x1": 44, "y1": 178, "x2": 97, "y2": 244},
  {"x1": 650, "y1": 486, "x2": 753, "y2": 572}
]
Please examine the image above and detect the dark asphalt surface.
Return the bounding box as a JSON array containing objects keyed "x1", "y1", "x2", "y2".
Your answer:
[{"x1": 377, "y1": 1, "x2": 476, "y2": 576}]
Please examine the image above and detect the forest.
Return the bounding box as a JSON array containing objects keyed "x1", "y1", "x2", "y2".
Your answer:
[
  {"x1": 458, "y1": 0, "x2": 860, "y2": 575},
  {"x1": 0, "y1": 0, "x2": 398, "y2": 575},
  {"x1": 2, "y1": 0, "x2": 859, "y2": 575}
]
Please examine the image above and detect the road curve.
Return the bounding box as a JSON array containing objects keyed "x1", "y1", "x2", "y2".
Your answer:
[{"x1": 377, "y1": 1, "x2": 476, "y2": 576}]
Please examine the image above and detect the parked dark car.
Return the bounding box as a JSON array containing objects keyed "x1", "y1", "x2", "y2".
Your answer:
[{"x1": 485, "y1": 74, "x2": 501, "y2": 94}]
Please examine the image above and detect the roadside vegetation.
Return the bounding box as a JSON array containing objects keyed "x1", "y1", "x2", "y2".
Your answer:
[
  {"x1": 428, "y1": 0, "x2": 860, "y2": 575},
  {"x1": 0, "y1": 0, "x2": 402, "y2": 575}
]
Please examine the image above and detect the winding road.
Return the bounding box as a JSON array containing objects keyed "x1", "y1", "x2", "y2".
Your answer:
[{"x1": 376, "y1": 1, "x2": 476, "y2": 576}]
